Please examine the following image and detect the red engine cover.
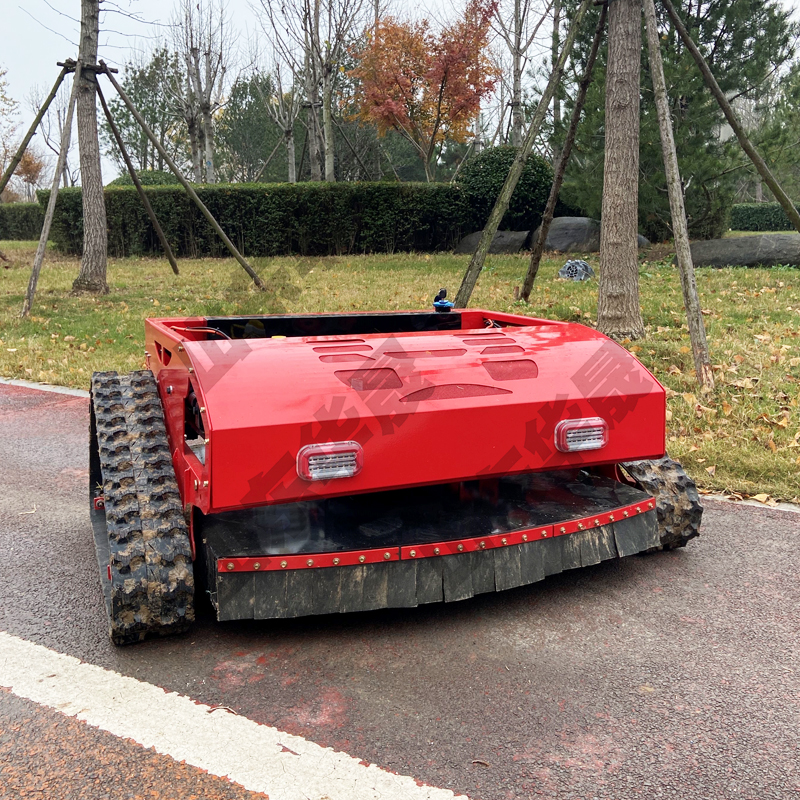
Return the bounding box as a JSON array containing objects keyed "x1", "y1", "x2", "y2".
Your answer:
[{"x1": 147, "y1": 312, "x2": 665, "y2": 513}]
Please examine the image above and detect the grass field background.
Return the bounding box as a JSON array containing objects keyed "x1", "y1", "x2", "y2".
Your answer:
[{"x1": 1, "y1": 238, "x2": 798, "y2": 501}]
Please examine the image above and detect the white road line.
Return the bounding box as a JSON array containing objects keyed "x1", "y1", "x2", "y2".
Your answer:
[{"x1": 0, "y1": 631, "x2": 466, "y2": 800}]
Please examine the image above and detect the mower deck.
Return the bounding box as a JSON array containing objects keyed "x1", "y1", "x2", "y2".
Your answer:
[{"x1": 198, "y1": 470, "x2": 659, "y2": 620}]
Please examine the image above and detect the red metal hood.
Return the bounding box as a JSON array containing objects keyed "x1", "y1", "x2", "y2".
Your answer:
[{"x1": 184, "y1": 323, "x2": 665, "y2": 511}]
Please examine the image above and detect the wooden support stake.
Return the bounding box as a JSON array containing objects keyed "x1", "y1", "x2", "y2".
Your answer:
[
  {"x1": 0, "y1": 63, "x2": 71, "y2": 201},
  {"x1": 454, "y1": 0, "x2": 592, "y2": 308},
  {"x1": 99, "y1": 62, "x2": 266, "y2": 291},
  {"x1": 96, "y1": 82, "x2": 179, "y2": 275},
  {"x1": 661, "y1": 0, "x2": 800, "y2": 234},
  {"x1": 22, "y1": 64, "x2": 81, "y2": 317},
  {"x1": 645, "y1": 0, "x2": 713, "y2": 389},
  {"x1": 521, "y1": 5, "x2": 606, "y2": 302}
]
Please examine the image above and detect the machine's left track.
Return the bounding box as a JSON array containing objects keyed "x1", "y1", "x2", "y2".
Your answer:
[{"x1": 90, "y1": 370, "x2": 194, "y2": 645}]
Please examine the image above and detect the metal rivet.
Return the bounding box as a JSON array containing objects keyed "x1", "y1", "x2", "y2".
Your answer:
[
  {"x1": 560, "y1": 526, "x2": 566, "y2": 534},
  {"x1": 636, "y1": 506, "x2": 641, "y2": 513},
  {"x1": 226, "y1": 562, "x2": 234, "y2": 571},
  {"x1": 359, "y1": 555, "x2": 366, "y2": 563},
  {"x1": 457, "y1": 543, "x2": 464, "y2": 552},
  {"x1": 542, "y1": 531, "x2": 548, "y2": 537},
  {"x1": 480, "y1": 540, "x2": 486, "y2": 549},
  {"x1": 384, "y1": 552, "x2": 391, "y2": 560},
  {"x1": 434, "y1": 548, "x2": 440, "y2": 555},
  {"x1": 178, "y1": 345, "x2": 184, "y2": 352},
  {"x1": 144, "y1": 349, "x2": 149, "y2": 356},
  {"x1": 204, "y1": 438, "x2": 210, "y2": 445},
  {"x1": 199, "y1": 406, "x2": 206, "y2": 413},
  {"x1": 624, "y1": 510, "x2": 629, "y2": 517},
  {"x1": 609, "y1": 514, "x2": 615, "y2": 521},
  {"x1": 594, "y1": 519, "x2": 600, "y2": 527},
  {"x1": 409, "y1": 550, "x2": 416, "y2": 558},
  {"x1": 522, "y1": 534, "x2": 528, "y2": 541},
  {"x1": 193, "y1": 479, "x2": 198, "y2": 490},
  {"x1": 203, "y1": 480, "x2": 209, "y2": 487},
  {"x1": 578, "y1": 523, "x2": 584, "y2": 530},
  {"x1": 648, "y1": 502, "x2": 654, "y2": 509},
  {"x1": 501, "y1": 538, "x2": 507, "y2": 546},
  {"x1": 188, "y1": 367, "x2": 193, "y2": 373},
  {"x1": 253, "y1": 562, "x2": 261, "y2": 570},
  {"x1": 306, "y1": 559, "x2": 314, "y2": 567},
  {"x1": 333, "y1": 557, "x2": 340, "y2": 565},
  {"x1": 166, "y1": 385, "x2": 173, "y2": 394},
  {"x1": 280, "y1": 561, "x2": 287, "y2": 568}
]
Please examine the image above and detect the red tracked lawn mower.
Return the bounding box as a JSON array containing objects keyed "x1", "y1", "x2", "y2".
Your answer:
[{"x1": 89, "y1": 305, "x2": 701, "y2": 644}]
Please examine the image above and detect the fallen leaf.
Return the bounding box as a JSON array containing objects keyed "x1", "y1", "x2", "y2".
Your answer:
[
  {"x1": 706, "y1": 465, "x2": 716, "y2": 476},
  {"x1": 752, "y1": 493, "x2": 771, "y2": 503},
  {"x1": 682, "y1": 392, "x2": 697, "y2": 407},
  {"x1": 722, "y1": 401, "x2": 733, "y2": 416}
]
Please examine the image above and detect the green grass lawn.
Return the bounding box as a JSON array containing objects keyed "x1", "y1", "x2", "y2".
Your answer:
[{"x1": 1, "y1": 239, "x2": 798, "y2": 502}]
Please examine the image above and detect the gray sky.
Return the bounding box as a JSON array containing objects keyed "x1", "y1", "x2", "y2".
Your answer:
[{"x1": 2, "y1": 0, "x2": 262, "y2": 182}]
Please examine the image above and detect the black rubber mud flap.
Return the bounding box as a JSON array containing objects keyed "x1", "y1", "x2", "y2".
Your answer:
[
  {"x1": 621, "y1": 456, "x2": 703, "y2": 549},
  {"x1": 90, "y1": 370, "x2": 194, "y2": 645}
]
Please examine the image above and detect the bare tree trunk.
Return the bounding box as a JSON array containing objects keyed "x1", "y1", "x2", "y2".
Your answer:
[
  {"x1": 522, "y1": 5, "x2": 606, "y2": 302},
  {"x1": 72, "y1": 0, "x2": 108, "y2": 295},
  {"x1": 644, "y1": 0, "x2": 713, "y2": 388},
  {"x1": 454, "y1": 0, "x2": 591, "y2": 308},
  {"x1": 287, "y1": 131, "x2": 297, "y2": 183},
  {"x1": 510, "y1": 0, "x2": 524, "y2": 147},
  {"x1": 660, "y1": 0, "x2": 800, "y2": 235},
  {"x1": 597, "y1": 0, "x2": 644, "y2": 339},
  {"x1": 203, "y1": 107, "x2": 215, "y2": 182},
  {"x1": 551, "y1": 0, "x2": 562, "y2": 166},
  {"x1": 322, "y1": 63, "x2": 335, "y2": 181}
]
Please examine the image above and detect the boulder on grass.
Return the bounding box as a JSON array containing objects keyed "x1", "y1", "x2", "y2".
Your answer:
[
  {"x1": 454, "y1": 230, "x2": 529, "y2": 255},
  {"x1": 532, "y1": 216, "x2": 649, "y2": 252},
  {"x1": 690, "y1": 234, "x2": 800, "y2": 268}
]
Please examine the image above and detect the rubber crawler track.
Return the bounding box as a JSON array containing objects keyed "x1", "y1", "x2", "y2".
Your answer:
[
  {"x1": 91, "y1": 370, "x2": 194, "y2": 645},
  {"x1": 621, "y1": 455, "x2": 703, "y2": 549}
]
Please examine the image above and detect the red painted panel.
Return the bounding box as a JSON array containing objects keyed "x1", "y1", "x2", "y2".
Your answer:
[{"x1": 144, "y1": 312, "x2": 666, "y2": 513}]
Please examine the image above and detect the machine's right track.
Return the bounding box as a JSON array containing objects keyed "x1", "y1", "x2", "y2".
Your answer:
[
  {"x1": 621, "y1": 455, "x2": 703, "y2": 550},
  {"x1": 90, "y1": 370, "x2": 194, "y2": 645}
]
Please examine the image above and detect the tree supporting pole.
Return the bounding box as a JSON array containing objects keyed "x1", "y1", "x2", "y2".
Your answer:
[
  {"x1": 99, "y1": 62, "x2": 266, "y2": 291},
  {"x1": 661, "y1": 0, "x2": 800, "y2": 234},
  {"x1": 0, "y1": 63, "x2": 71, "y2": 201},
  {"x1": 454, "y1": 0, "x2": 592, "y2": 308},
  {"x1": 521, "y1": 4, "x2": 606, "y2": 302},
  {"x1": 645, "y1": 0, "x2": 713, "y2": 389},
  {"x1": 252, "y1": 138, "x2": 284, "y2": 183},
  {"x1": 96, "y1": 82, "x2": 179, "y2": 275},
  {"x1": 22, "y1": 64, "x2": 81, "y2": 318}
]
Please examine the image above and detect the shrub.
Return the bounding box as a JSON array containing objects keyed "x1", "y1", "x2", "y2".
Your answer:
[
  {"x1": 729, "y1": 203, "x2": 800, "y2": 231},
  {"x1": 107, "y1": 169, "x2": 180, "y2": 187},
  {"x1": 0, "y1": 202, "x2": 44, "y2": 240},
  {"x1": 457, "y1": 145, "x2": 554, "y2": 230},
  {"x1": 40, "y1": 182, "x2": 471, "y2": 257}
]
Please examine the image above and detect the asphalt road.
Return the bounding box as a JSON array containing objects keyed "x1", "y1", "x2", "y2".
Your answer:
[{"x1": 0, "y1": 382, "x2": 798, "y2": 800}]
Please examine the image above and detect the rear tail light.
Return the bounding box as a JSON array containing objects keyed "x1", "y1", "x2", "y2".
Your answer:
[
  {"x1": 297, "y1": 442, "x2": 364, "y2": 481},
  {"x1": 554, "y1": 418, "x2": 608, "y2": 452}
]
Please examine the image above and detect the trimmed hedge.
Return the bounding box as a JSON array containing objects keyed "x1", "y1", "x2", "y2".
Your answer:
[
  {"x1": 40, "y1": 182, "x2": 474, "y2": 257},
  {"x1": 729, "y1": 203, "x2": 800, "y2": 232},
  {"x1": 458, "y1": 145, "x2": 554, "y2": 230},
  {"x1": 107, "y1": 170, "x2": 180, "y2": 187},
  {"x1": 0, "y1": 202, "x2": 44, "y2": 240}
]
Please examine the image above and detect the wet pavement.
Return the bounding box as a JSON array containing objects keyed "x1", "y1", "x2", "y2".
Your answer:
[{"x1": 0, "y1": 382, "x2": 798, "y2": 799}]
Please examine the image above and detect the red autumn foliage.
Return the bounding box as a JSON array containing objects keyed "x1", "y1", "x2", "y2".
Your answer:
[{"x1": 349, "y1": 0, "x2": 498, "y2": 181}]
